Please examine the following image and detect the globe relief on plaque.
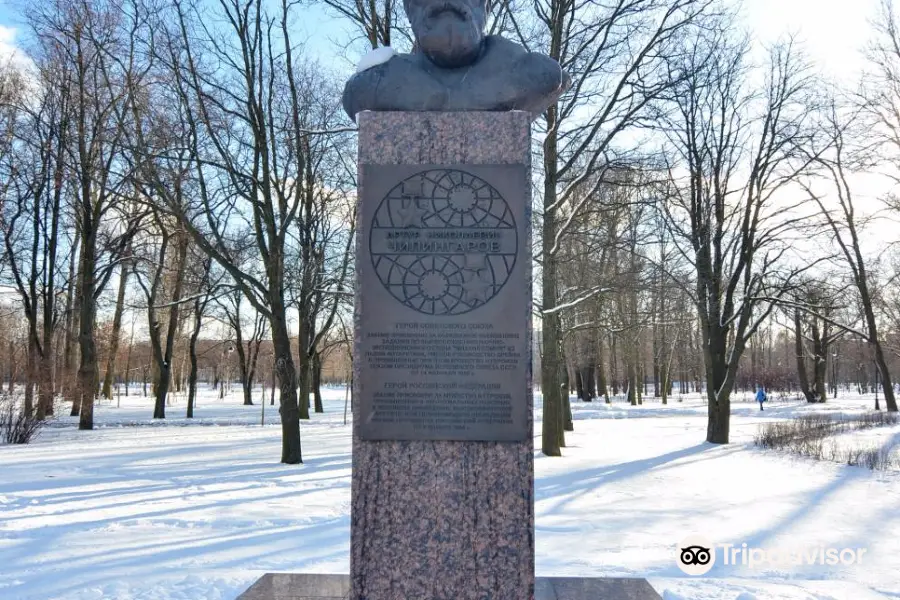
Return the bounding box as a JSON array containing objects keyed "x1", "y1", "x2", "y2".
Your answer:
[{"x1": 369, "y1": 169, "x2": 518, "y2": 316}]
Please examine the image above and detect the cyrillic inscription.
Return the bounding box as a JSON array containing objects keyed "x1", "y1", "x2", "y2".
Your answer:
[{"x1": 358, "y1": 164, "x2": 529, "y2": 441}]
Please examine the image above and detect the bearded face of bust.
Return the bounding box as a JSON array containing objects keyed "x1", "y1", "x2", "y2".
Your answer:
[{"x1": 405, "y1": 0, "x2": 487, "y2": 69}]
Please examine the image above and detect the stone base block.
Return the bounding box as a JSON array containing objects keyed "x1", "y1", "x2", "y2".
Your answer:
[
  {"x1": 237, "y1": 574, "x2": 662, "y2": 600},
  {"x1": 351, "y1": 111, "x2": 535, "y2": 600}
]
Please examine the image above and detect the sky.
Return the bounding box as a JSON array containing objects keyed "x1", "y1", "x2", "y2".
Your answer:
[
  {"x1": 742, "y1": 0, "x2": 876, "y2": 84},
  {"x1": 0, "y1": 0, "x2": 885, "y2": 81}
]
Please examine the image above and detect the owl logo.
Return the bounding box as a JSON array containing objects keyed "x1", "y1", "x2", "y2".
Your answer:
[{"x1": 676, "y1": 536, "x2": 716, "y2": 575}]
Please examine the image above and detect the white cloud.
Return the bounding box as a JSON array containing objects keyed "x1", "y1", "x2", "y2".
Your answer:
[
  {"x1": 0, "y1": 25, "x2": 34, "y2": 76},
  {"x1": 0, "y1": 25, "x2": 37, "y2": 83},
  {"x1": 0, "y1": 25, "x2": 18, "y2": 62}
]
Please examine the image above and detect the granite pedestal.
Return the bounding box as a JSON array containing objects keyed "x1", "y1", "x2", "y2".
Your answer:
[
  {"x1": 237, "y1": 574, "x2": 662, "y2": 600},
  {"x1": 351, "y1": 111, "x2": 534, "y2": 600}
]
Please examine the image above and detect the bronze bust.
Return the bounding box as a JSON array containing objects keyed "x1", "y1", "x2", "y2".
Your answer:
[{"x1": 342, "y1": 0, "x2": 570, "y2": 120}]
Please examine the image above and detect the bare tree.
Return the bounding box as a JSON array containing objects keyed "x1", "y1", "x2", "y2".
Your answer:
[
  {"x1": 127, "y1": 0, "x2": 354, "y2": 463},
  {"x1": 529, "y1": 0, "x2": 713, "y2": 455},
  {"x1": 61, "y1": 226, "x2": 81, "y2": 409},
  {"x1": 883, "y1": 251, "x2": 900, "y2": 364},
  {"x1": 658, "y1": 27, "x2": 823, "y2": 442},
  {"x1": 853, "y1": 0, "x2": 900, "y2": 407},
  {"x1": 789, "y1": 280, "x2": 847, "y2": 403},
  {"x1": 100, "y1": 243, "x2": 132, "y2": 399},
  {"x1": 800, "y1": 103, "x2": 898, "y2": 412},
  {"x1": 557, "y1": 175, "x2": 628, "y2": 405},
  {"x1": 289, "y1": 138, "x2": 356, "y2": 416},
  {"x1": 0, "y1": 53, "x2": 72, "y2": 420},
  {"x1": 864, "y1": 0, "x2": 900, "y2": 182},
  {"x1": 26, "y1": 0, "x2": 145, "y2": 429},
  {"x1": 133, "y1": 210, "x2": 189, "y2": 418},
  {"x1": 185, "y1": 255, "x2": 216, "y2": 418},
  {"x1": 219, "y1": 288, "x2": 268, "y2": 407}
]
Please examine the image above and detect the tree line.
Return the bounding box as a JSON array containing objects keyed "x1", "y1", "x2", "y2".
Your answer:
[{"x1": 2, "y1": 0, "x2": 900, "y2": 463}]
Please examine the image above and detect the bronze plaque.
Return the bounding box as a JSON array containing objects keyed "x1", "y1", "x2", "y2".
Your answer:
[{"x1": 357, "y1": 164, "x2": 530, "y2": 441}]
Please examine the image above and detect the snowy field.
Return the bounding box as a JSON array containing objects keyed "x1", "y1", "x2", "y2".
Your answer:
[{"x1": 1, "y1": 387, "x2": 899, "y2": 600}]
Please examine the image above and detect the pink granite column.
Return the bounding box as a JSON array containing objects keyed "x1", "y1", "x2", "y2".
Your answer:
[{"x1": 351, "y1": 111, "x2": 534, "y2": 600}]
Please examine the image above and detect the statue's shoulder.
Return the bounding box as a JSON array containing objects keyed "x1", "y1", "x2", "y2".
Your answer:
[
  {"x1": 477, "y1": 36, "x2": 570, "y2": 112},
  {"x1": 343, "y1": 51, "x2": 423, "y2": 90},
  {"x1": 481, "y1": 36, "x2": 557, "y2": 68},
  {"x1": 342, "y1": 52, "x2": 446, "y2": 120},
  {"x1": 481, "y1": 36, "x2": 565, "y2": 82}
]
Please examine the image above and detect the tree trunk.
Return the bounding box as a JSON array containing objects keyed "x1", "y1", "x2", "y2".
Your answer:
[
  {"x1": 627, "y1": 353, "x2": 637, "y2": 406},
  {"x1": 64, "y1": 227, "x2": 80, "y2": 411},
  {"x1": 638, "y1": 360, "x2": 644, "y2": 405},
  {"x1": 34, "y1": 142, "x2": 65, "y2": 418},
  {"x1": 187, "y1": 298, "x2": 203, "y2": 419},
  {"x1": 872, "y1": 341, "x2": 896, "y2": 411},
  {"x1": 176, "y1": 346, "x2": 186, "y2": 393},
  {"x1": 235, "y1": 331, "x2": 253, "y2": 406},
  {"x1": 77, "y1": 232, "x2": 98, "y2": 431},
  {"x1": 610, "y1": 335, "x2": 619, "y2": 396},
  {"x1": 812, "y1": 322, "x2": 828, "y2": 403},
  {"x1": 296, "y1": 309, "x2": 312, "y2": 419},
  {"x1": 36, "y1": 304, "x2": 55, "y2": 420},
  {"x1": 660, "y1": 360, "x2": 670, "y2": 405},
  {"x1": 541, "y1": 285, "x2": 564, "y2": 454},
  {"x1": 579, "y1": 362, "x2": 595, "y2": 402},
  {"x1": 242, "y1": 378, "x2": 254, "y2": 406},
  {"x1": 101, "y1": 259, "x2": 129, "y2": 400},
  {"x1": 248, "y1": 337, "x2": 262, "y2": 398},
  {"x1": 229, "y1": 297, "x2": 255, "y2": 406},
  {"x1": 297, "y1": 359, "x2": 310, "y2": 415},
  {"x1": 154, "y1": 362, "x2": 171, "y2": 419},
  {"x1": 659, "y1": 313, "x2": 669, "y2": 405},
  {"x1": 187, "y1": 352, "x2": 198, "y2": 419},
  {"x1": 26, "y1": 328, "x2": 41, "y2": 419},
  {"x1": 814, "y1": 359, "x2": 827, "y2": 402},
  {"x1": 596, "y1": 335, "x2": 609, "y2": 403},
  {"x1": 124, "y1": 320, "x2": 134, "y2": 397},
  {"x1": 560, "y1": 349, "x2": 573, "y2": 433},
  {"x1": 313, "y1": 352, "x2": 324, "y2": 413},
  {"x1": 653, "y1": 360, "x2": 661, "y2": 398},
  {"x1": 704, "y1": 325, "x2": 731, "y2": 444},
  {"x1": 150, "y1": 233, "x2": 188, "y2": 419},
  {"x1": 37, "y1": 350, "x2": 54, "y2": 420},
  {"x1": 794, "y1": 310, "x2": 816, "y2": 403},
  {"x1": 7, "y1": 341, "x2": 15, "y2": 395},
  {"x1": 843, "y1": 206, "x2": 897, "y2": 410},
  {"x1": 540, "y1": 101, "x2": 564, "y2": 455},
  {"x1": 862, "y1": 299, "x2": 897, "y2": 410},
  {"x1": 24, "y1": 337, "x2": 35, "y2": 416},
  {"x1": 270, "y1": 363, "x2": 276, "y2": 406},
  {"x1": 272, "y1": 308, "x2": 302, "y2": 464}
]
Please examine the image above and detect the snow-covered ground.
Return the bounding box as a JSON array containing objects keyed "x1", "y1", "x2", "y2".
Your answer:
[{"x1": 1, "y1": 387, "x2": 899, "y2": 600}]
